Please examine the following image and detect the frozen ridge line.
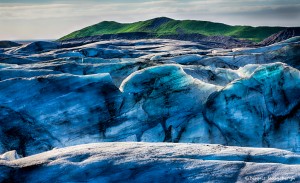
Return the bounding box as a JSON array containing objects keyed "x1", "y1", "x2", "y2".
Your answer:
[{"x1": 0, "y1": 142, "x2": 299, "y2": 182}]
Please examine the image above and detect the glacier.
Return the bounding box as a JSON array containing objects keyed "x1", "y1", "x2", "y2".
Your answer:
[
  {"x1": 1, "y1": 143, "x2": 300, "y2": 182},
  {"x1": 0, "y1": 37, "x2": 299, "y2": 182}
]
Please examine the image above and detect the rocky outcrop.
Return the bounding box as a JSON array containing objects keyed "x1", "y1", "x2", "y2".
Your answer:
[{"x1": 260, "y1": 27, "x2": 300, "y2": 46}]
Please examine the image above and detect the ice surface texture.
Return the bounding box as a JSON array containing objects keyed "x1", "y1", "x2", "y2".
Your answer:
[
  {"x1": 0, "y1": 142, "x2": 299, "y2": 182},
  {"x1": 0, "y1": 38, "x2": 299, "y2": 157}
]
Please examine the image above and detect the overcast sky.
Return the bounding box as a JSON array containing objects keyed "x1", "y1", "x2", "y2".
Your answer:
[{"x1": 1, "y1": 0, "x2": 299, "y2": 40}]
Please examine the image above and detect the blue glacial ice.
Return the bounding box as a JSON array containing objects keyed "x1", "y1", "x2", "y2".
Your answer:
[{"x1": 0, "y1": 37, "x2": 299, "y2": 182}]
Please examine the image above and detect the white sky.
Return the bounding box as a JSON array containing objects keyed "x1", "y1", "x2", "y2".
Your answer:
[{"x1": 0, "y1": 0, "x2": 299, "y2": 40}]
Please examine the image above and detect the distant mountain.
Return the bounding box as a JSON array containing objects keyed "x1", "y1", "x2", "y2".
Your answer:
[
  {"x1": 259, "y1": 27, "x2": 300, "y2": 45},
  {"x1": 59, "y1": 17, "x2": 288, "y2": 42},
  {"x1": 0, "y1": 41, "x2": 21, "y2": 48}
]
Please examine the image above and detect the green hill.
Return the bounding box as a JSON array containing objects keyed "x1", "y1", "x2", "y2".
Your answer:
[{"x1": 59, "y1": 17, "x2": 286, "y2": 42}]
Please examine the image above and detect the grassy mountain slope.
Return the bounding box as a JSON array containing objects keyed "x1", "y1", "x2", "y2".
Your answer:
[{"x1": 59, "y1": 17, "x2": 286, "y2": 42}]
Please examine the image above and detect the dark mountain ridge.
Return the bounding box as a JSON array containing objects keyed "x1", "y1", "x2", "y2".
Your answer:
[{"x1": 259, "y1": 27, "x2": 300, "y2": 46}]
